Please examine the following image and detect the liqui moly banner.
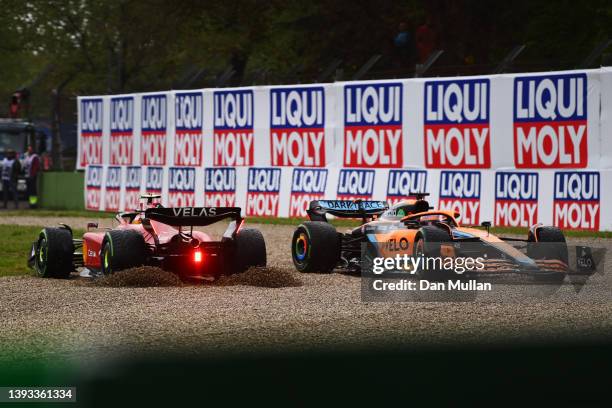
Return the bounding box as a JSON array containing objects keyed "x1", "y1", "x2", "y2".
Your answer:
[
  {"x1": 343, "y1": 82, "x2": 403, "y2": 168},
  {"x1": 386, "y1": 169, "x2": 427, "y2": 206},
  {"x1": 246, "y1": 167, "x2": 281, "y2": 217},
  {"x1": 79, "y1": 98, "x2": 104, "y2": 167},
  {"x1": 494, "y1": 171, "x2": 538, "y2": 227},
  {"x1": 109, "y1": 97, "x2": 135, "y2": 165},
  {"x1": 204, "y1": 167, "x2": 236, "y2": 207},
  {"x1": 289, "y1": 168, "x2": 328, "y2": 217},
  {"x1": 424, "y1": 79, "x2": 490, "y2": 168},
  {"x1": 80, "y1": 68, "x2": 612, "y2": 230},
  {"x1": 104, "y1": 166, "x2": 122, "y2": 212},
  {"x1": 168, "y1": 167, "x2": 196, "y2": 207},
  {"x1": 141, "y1": 94, "x2": 168, "y2": 166},
  {"x1": 124, "y1": 166, "x2": 142, "y2": 211},
  {"x1": 145, "y1": 167, "x2": 164, "y2": 195},
  {"x1": 337, "y1": 169, "x2": 375, "y2": 201},
  {"x1": 438, "y1": 170, "x2": 481, "y2": 225},
  {"x1": 270, "y1": 86, "x2": 326, "y2": 167},
  {"x1": 85, "y1": 165, "x2": 103, "y2": 210},
  {"x1": 214, "y1": 90, "x2": 254, "y2": 166},
  {"x1": 513, "y1": 73, "x2": 587, "y2": 168},
  {"x1": 553, "y1": 171, "x2": 600, "y2": 230},
  {"x1": 78, "y1": 69, "x2": 605, "y2": 173},
  {"x1": 174, "y1": 92, "x2": 204, "y2": 166},
  {"x1": 84, "y1": 164, "x2": 612, "y2": 231}
]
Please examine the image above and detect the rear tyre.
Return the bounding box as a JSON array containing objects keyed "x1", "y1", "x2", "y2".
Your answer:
[
  {"x1": 291, "y1": 222, "x2": 340, "y2": 273},
  {"x1": 34, "y1": 227, "x2": 74, "y2": 278},
  {"x1": 232, "y1": 228, "x2": 267, "y2": 274},
  {"x1": 413, "y1": 226, "x2": 451, "y2": 280},
  {"x1": 101, "y1": 230, "x2": 147, "y2": 275},
  {"x1": 528, "y1": 226, "x2": 567, "y2": 282}
]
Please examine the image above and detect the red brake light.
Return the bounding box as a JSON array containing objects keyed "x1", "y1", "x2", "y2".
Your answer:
[{"x1": 194, "y1": 250, "x2": 203, "y2": 263}]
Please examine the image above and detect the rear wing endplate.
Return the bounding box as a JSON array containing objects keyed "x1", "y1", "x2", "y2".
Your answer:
[
  {"x1": 145, "y1": 207, "x2": 242, "y2": 227},
  {"x1": 307, "y1": 200, "x2": 388, "y2": 222}
]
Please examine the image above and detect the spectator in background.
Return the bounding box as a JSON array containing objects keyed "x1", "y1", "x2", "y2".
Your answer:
[
  {"x1": 416, "y1": 16, "x2": 437, "y2": 64},
  {"x1": 24, "y1": 145, "x2": 40, "y2": 208},
  {"x1": 2, "y1": 149, "x2": 21, "y2": 209},
  {"x1": 393, "y1": 22, "x2": 415, "y2": 67}
]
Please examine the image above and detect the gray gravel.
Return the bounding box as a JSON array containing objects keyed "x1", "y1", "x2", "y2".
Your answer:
[{"x1": 1, "y1": 216, "x2": 611, "y2": 363}]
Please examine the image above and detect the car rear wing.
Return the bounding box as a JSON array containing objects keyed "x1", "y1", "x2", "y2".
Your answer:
[
  {"x1": 307, "y1": 199, "x2": 388, "y2": 222},
  {"x1": 145, "y1": 207, "x2": 242, "y2": 227}
]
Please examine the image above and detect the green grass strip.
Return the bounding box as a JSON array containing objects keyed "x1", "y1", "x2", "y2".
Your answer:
[{"x1": 0, "y1": 225, "x2": 84, "y2": 277}]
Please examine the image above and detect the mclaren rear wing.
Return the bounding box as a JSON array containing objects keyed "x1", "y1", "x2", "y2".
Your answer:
[
  {"x1": 145, "y1": 207, "x2": 242, "y2": 227},
  {"x1": 307, "y1": 200, "x2": 388, "y2": 223}
]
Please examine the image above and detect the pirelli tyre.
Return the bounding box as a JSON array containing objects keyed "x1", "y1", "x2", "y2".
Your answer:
[
  {"x1": 232, "y1": 228, "x2": 267, "y2": 274},
  {"x1": 292, "y1": 221, "x2": 340, "y2": 273},
  {"x1": 101, "y1": 230, "x2": 147, "y2": 275},
  {"x1": 527, "y1": 226, "x2": 568, "y2": 282},
  {"x1": 413, "y1": 226, "x2": 452, "y2": 280},
  {"x1": 230, "y1": 228, "x2": 267, "y2": 273},
  {"x1": 34, "y1": 227, "x2": 74, "y2": 278}
]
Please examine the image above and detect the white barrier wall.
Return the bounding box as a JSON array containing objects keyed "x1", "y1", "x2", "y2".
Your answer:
[{"x1": 79, "y1": 68, "x2": 612, "y2": 231}]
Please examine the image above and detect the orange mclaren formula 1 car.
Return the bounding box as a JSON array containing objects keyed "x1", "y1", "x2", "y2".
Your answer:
[
  {"x1": 291, "y1": 194, "x2": 568, "y2": 281},
  {"x1": 28, "y1": 195, "x2": 266, "y2": 281}
]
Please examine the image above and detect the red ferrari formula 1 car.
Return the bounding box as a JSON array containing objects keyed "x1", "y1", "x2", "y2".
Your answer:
[{"x1": 29, "y1": 195, "x2": 266, "y2": 280}]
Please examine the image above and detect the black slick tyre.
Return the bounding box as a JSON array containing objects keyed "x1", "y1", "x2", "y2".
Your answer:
[
  {"x1": 413, "y1": 226, "x2": 451, "y2": 280},
  {"x1": 34, "y1": 227, "x2": 74, "y2": 278},
  {"x1": 101, "y1": 230, "x2": 147, "y2": 275},
  {"x1": 291, "y1": 221, "x2": 340, "y2": 273},
  {"x1": 528, "y1": 226, "x2": 568, "y2": 282},
  {"x1": 232, "y1": 228, "x2": 267, "y2": 274}
]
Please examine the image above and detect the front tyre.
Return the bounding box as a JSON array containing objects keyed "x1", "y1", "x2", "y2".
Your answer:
[
  {"x1": 101, "y1": 230, "x2": 147, "y2": 275},
  {"x1": 528, "y1": 226, "x2": 567, "y2": 282},
  {"x1": 34, "y1": 227, "x2": 74, "y2": 278},
  {"x1": 413, "y1": 226, "x2": 451, "y2": 280},
  {"x1": 291, "y1": 222, "x2": 340, "y2": 273},
  {"x1": 528, "y1": 226, "x2": 568, "y2": 263}
]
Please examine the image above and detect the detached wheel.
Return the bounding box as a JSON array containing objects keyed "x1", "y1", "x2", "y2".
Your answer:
[
  {"x1": 291, "y1": 222, "x2": 340, "y2": 273},
  {"x1": 232, "y1": 228, "x2": 267, "y2": 274},
  {"x1": 34, "y1": 227, "x2": 74, "y2": 278},
  {"x1": 413, "y1": 226, "x2": 451, "y2": 280},
  {"x1": 528, "y1": 226, "x2": 567, "y2": 282},
  {"x1": 101, "y1": 230, "x2": 147, "y2": 274}
]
